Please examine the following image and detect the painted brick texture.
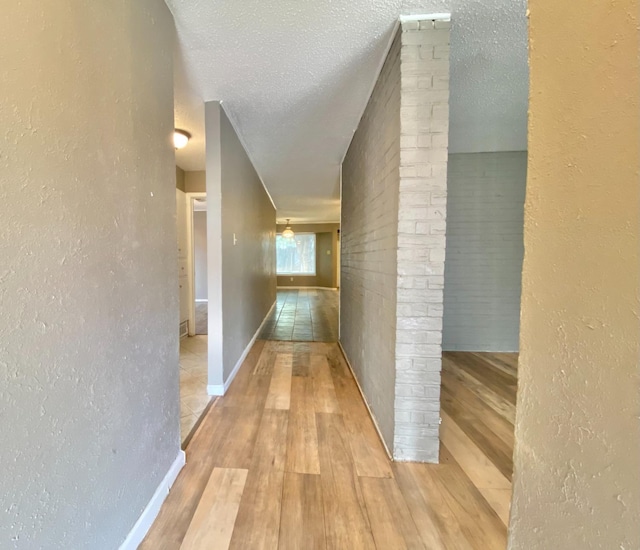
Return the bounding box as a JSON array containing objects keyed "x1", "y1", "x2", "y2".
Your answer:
[
  {"x1": 341, "y1": 31, "x2": 401, "y2": 448},
  {"x1": 341, "y1": 20, "x2": 450, "y2": 462},
  {"x1": 394, "y1": 19, "x2": 450, "y2": 462},
  {"x1": 443, "y1": 151, "x2": 527, "y2": 352}
]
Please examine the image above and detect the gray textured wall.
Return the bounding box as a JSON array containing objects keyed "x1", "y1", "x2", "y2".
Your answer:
[
  {"x1": 220, "y1": 107, "x2": 277, "y2": 379},
  {"x1": 443, "y1": 152, "x2": 526, "y2": 352},
  {"x1": 206, "y1": 102, "x2": 276, "y2": 386},
  {"x1": 0, "y1": 1, "x2": 179, "y2": 548},
  {"x1": 193, "y1": 211, "x2": 208, "y2": 301},
  {"x1": 341, "y1": 30, "x2": 401, "y2": 450}
]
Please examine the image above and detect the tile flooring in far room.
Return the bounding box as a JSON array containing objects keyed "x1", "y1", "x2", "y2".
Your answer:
[
  {"x1": 179, "y1": 335, "x2": 211, "y2": 443},
  {"x1": 259, "y1": 288, "x2": 339, "y2": 342}
]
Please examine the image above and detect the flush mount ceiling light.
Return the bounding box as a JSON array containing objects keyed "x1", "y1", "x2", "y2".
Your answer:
[
  {"x1": 281, "y1": 219, "x2": 295, "y2": 239},
  {"x1": 174, "y1": 129, "x2": 191, "y2": 149}
]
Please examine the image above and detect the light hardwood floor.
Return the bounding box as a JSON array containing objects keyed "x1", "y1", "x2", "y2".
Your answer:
[{"x1": 142, "y1": 342, "x2": 516, "y2": 549}]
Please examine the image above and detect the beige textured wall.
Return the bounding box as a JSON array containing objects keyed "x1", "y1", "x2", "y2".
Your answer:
[
  {"x1": 509, "y1": 2, "x2": 639, "y2": 549},
  {"x1": 185, "y1": 170, "x2": 206, "y2": 193},
  {"x1": 176, "y1": 188, "x2": 190, "y2": 324},
  {"x1": 0, "y1": 1, "x2": 178, "y2": 547},
  {"x1": 176, "y1": 166, "x2": 186, "y2": 191}
]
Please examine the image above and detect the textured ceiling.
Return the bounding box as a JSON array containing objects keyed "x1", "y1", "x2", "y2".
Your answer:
[
  {"x1": 169, "y1": 0, "x2": 528, "y2": 222},
  {"x1": 448, "y1": 0, "x2": 528, "y2": 154}
]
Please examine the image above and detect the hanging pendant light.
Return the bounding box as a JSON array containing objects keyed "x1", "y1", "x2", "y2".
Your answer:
[{"x1": 281, "y1": 219, "x2": 295, "y2": 239}]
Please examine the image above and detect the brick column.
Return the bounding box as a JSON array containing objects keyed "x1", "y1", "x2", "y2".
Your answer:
[{"x1": 394, "y1": 18, "x2": 450, "y2": 462}]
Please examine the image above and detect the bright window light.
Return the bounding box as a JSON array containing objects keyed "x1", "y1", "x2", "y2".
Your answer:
[{"x1": 276, "y1": 233, "x2": 316, "y2": 275}]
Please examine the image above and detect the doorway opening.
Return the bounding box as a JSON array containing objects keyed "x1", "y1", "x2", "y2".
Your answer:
[
  {"x1": 439, "y1": 151, "x2": 527, "y2": 526},
  {"x1": 192, "y1": 197, "x2": 208, "y2": 335},
  {"x1": 176, "y1": 188, "x2": 211, "y2": 444}
]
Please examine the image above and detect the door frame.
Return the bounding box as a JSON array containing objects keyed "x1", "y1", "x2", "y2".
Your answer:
[{"x1": 186, "y1": 192, "x2": 207, "y2": 336}]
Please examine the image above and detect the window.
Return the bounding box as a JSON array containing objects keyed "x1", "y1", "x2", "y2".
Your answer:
[{"x1": 276, "y1": 233, "x2": 316, "y2": 275}]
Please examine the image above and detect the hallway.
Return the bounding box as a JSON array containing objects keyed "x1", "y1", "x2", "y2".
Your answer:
[
  {"x1": 142, "y1": 341, "x2": 515, "y2": 549},
  {"x1": 259, "y1": 289, "x2": 339, "y2": 342}
]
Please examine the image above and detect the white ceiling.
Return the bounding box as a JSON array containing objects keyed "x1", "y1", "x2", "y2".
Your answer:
[{"x1": 169, "y1": 0, "x2": 528, "y2": 223}]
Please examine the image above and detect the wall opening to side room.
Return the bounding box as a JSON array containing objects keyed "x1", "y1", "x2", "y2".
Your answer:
[
  {"x1": 192, "y1": 197, "x2": 208, "y2": 335},
  {"x1": 437, "y1": 2, "x2": 529, "y2": 529},
  {"x1": 176, "y1": 167, "x2": 210, "y2": 444}
]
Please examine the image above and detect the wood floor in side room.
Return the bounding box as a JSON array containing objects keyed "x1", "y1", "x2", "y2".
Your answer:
[{"x1": 142, "y1": 342, "x2": 517, "y2": 550}]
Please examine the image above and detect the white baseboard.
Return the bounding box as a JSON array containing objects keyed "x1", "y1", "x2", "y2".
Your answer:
[
  {"x1": 119, "y1": 450, "x2": 186, "y2": 550},
  {"x1": 195, "y1": 299, "x2": 208, "y2": 303},
  {"x1": 207, "y1": 383, "x2": 225, "y2": 396},
  {"x1": 337, "y1": 341, "x2": 393, "y2": 461},
  {"x1": 207, "y1": 300, "x2": 276, "y2": 396}
]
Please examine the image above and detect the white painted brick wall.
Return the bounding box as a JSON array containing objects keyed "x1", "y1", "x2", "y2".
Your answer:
[
  {"x1": 341, "y1": 31, "x2": 401, "y2": 449},
  {"x1": 443, "y1": 152, "x2": 527, "y2": 351},
  {"x1": 394, "y1": 19, "x2": 450, "y2": 463},
  {"x1": 341, "y1": 20, "x2": 450, "y2": 463}
]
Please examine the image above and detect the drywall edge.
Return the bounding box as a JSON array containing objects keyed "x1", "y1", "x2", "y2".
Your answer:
[{"x1": 207, "y1": 300, "x2": 276, "y2": 395}]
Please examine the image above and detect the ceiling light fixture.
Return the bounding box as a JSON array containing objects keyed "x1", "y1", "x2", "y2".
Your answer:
[
  {"x1": 281, "y1": 219, "x2": 295, "y2": 239},
  {"x1": 174, "y1": 129, "x2": 191, "y2": 149}
]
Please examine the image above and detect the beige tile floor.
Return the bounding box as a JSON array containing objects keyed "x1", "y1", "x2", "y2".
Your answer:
[{"x1": 179, "y1": 335, "x2": 210, "y2": 442}]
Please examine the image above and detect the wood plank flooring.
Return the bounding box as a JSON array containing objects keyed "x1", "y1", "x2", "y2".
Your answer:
[{"x1": 141, "y1": 344, "x2": 517, "y2": 550}]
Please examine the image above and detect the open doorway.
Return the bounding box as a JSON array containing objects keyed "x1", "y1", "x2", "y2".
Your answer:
[
  {"x1": 192, "y1": 197, "x2": 208, "y2": 335},
  {"x1": 439, "y1": 151, "x2": 527, "y2": 526},
  {"x1": 185, "y1": 192, "x2": 206, "y2": 337},
  {"x1": 176, "y1": 186, "x2": 210, "y2": 444}
]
